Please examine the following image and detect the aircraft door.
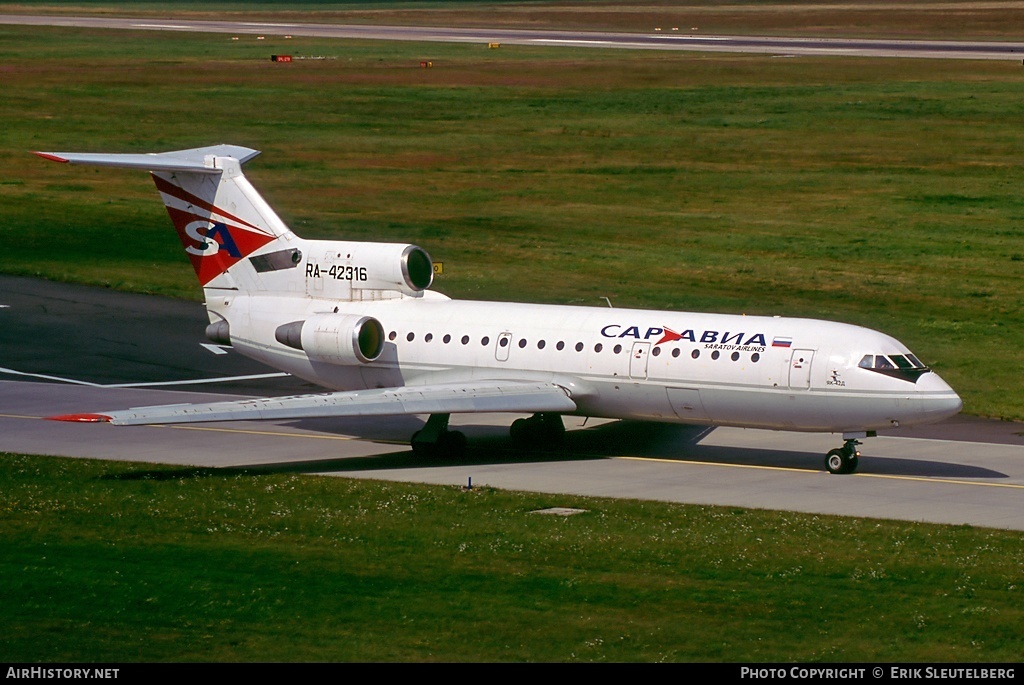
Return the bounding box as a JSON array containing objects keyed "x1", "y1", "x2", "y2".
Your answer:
[
  {"x1": 495, "y1": 332, "x2": 512, "y2": 362},
  {"x1": 788, "y1": 349, "x2": 815, "y2": 389},
  {"x1": 629, "y1": 342, "x2": 650, "y2": 380}
]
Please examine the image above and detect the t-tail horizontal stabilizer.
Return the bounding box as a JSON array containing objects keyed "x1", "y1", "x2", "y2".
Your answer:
[{"x1": 33, "y1": 145, "x2": 261, "y2": 172}]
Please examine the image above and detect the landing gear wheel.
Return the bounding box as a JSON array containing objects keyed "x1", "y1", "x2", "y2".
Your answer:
[
  {"x1": 438, "y1": 430, "x2": 467, "y2": 459},
  {"x1": 510, "y1": 418, "x2": 531, "y2": 445},
  {"x1": 825, "y1": 442, "x2": 860, "y2": 475},
  {"x1": 411, "y1": 429, "x2": 467, "y2": 459},
  {"x1": 825, "y1": 449, "x2": 849, "y2": 475},
  {"x1": 510, "y1": 413, "x2": 565, "y2": 448},
  {"x1": 410, "y1": 414, "x2": 467, "y2": 459},
  {"x1": 410, "y1": 429, "x2": 429, "y2": 457}
]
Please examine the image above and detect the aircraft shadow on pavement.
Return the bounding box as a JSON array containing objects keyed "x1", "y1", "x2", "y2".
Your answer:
[
  {"x1": 104, "y1": 418, "x2": 1009, "y2": 481},
  {"x1": 227, "y1": 420, "x2": 833, "y2": 475},
  {"x1": 589, "y1": 422, "x2": 1008, "y2": 479},
  {"x1": 843, "y1": 455, "x2": 1007, "y2": 479},
  {"x1": 264, "y1": 418, "x2": 1011, "y2": 479}
]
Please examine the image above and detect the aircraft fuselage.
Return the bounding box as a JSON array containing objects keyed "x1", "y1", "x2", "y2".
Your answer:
[{"x1": 221, "y1": 291, "x2": 962, "y2": 435}]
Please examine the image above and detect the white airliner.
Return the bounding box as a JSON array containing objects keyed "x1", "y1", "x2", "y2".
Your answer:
[{"x1": 38, "y1": 145, "x2": 962, "y2": 474}]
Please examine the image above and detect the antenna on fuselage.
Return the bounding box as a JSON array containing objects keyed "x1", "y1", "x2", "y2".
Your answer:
[{"x1": 601, "y1": 297, "x2": 613, "y2": 308}]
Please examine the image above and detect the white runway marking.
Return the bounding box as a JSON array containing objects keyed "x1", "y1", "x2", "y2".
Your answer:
[
  {"x1": 131, "y1": 24, "x2": 192, "y2": 30},
  {"x1": 200, "y1": 343, "x2": 231, "y2": 355},
  {"x1": 0, "y1": 365, "x2": 289, "y2": 388}
]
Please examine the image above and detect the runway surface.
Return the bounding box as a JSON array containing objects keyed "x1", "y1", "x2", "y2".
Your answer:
[
  {"x1": 1, "y1": 275, "x2": 1022, "y2": 531},
  {"x1": 3, "y1": 13, "x2": 1024, "y2": 60}
]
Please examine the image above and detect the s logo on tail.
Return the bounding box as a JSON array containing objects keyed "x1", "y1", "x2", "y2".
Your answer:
[
  {"x1": 183, "y1": 221, "x2": 242, "y2": 258},
  {"x1": 154, "y1": 173, "x2": 277, "y2": 286}
]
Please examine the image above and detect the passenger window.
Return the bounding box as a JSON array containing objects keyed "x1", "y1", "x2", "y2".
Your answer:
[
  {"x1": 481, "y1": 336, "x2": 490, "y2": 346},
  {"x1": 594, "y1": 343, "x2": 603, "y2": 353},
  {"x1": 575, "y1": 342, "x2": 584, "y2": 352},
  {"x1": 443, "y1": 334, "x2": 451, "y2": 344},
  {"x1": 406, "y1": 332, "x2": 415, "y2": 342},
  {"x1": 652, "y1": 347, "x2": 661, "y2": 356},
  {"x1": 425, "y1": 333, "x2": 433, "y2": 343},
  {"x1": 731, "y1": 351, "x2": 739, "y2": 361},
  {"x1": 518, "y1": 339, "x2": 527, "y2": 348},
  {"x1": 461, "y1": 335, "x2": 470, "y2": 345},
  {"x1": 538, "y1": 340, "x2": 546, "y2": 350},
  {"x1": 711, "y1": 351, "x2": 720, "y2": 360},
  {"x1": 691, "y1": 349, "x2": 699, "y2": 359},
  {"x1": 557, "y1": 341, "x2": 565, "y2": 351}
]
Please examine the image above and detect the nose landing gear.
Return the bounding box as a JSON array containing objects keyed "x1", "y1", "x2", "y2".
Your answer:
[{"x1": 825, "y1": 438, "x2": 861, "y2": 475}]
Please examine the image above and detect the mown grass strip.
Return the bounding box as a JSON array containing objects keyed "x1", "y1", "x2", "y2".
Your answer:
[{"x1": 1, "y1": 452, "x2": 1022, "y2": 661}]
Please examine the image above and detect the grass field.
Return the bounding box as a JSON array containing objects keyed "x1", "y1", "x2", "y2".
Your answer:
[{"x1": 2, "y1": 453, "x2": 1022, "y2": 662}]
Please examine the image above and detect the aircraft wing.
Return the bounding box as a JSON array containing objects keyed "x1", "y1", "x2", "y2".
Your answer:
[{"x1": 49, "y1": 380, "x2": 577, "y2": 426}]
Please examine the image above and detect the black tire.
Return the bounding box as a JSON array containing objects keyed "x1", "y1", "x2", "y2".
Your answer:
[
  {"x1": 410, "y1": 429, "x2": 430, "y2": 457},
  {"x1": 510, "y1": 418, "x2": 531, "y2": 445},
  {"x1": 438, "y1": 430, "x2": 467, "y2": 459},
  {"x1": 540, "y1": 414, "x2": 566, "y2": 443},
  {"x1": 826, "y1": 448, "x2": 849, "y2": 474}
]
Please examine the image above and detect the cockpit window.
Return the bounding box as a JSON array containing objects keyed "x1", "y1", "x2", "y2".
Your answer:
[
  {"x1": 890, "y1": 354, "x2": 914, "y2": 369},
  {"x1": 858, "y1": 353, "x2": 930, "y2": 383}
]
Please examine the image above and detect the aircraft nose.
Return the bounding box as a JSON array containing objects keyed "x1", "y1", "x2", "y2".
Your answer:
[{"x1": 916, "y1": 371, "x2": 963, "y2": 422}]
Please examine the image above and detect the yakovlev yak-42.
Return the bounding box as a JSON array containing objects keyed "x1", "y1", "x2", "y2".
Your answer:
[{"x1": 38, "y1": 145, "x2": 962, "y2": 474}]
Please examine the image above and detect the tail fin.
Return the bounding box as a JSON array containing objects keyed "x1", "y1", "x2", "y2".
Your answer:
[{"x1": 34, "y1": 145, "x2": 296, "y2": 289}]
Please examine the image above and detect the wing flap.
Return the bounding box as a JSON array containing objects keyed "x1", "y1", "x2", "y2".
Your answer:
[{"x1": 51, "y1": 380, "x2": 577, "y2": 426}]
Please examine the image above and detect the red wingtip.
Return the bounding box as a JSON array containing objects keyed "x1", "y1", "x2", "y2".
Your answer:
[
  {"x1": 46, "y1": 413, "x2": 113, "y2": 423},
  {"x1": 33, "y1": 151, "x2": 69, "y2": 163}
]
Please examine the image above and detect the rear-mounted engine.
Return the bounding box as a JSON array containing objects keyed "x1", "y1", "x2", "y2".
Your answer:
[
  {"x1": 303, "y1": 242, "x2": 433, "y2": 297},
  {"x1": 275, "y1": 313, "x2": 385, "y2": 364}
]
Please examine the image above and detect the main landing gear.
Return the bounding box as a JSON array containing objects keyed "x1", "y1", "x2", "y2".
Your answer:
[
  {"x1": 509, "y1": 413, "x2": 566, "y2": 448},
  {"x1": 825, "y1": 438, "x2": 862, "y2": 475},
  {"x1": 410, "y1": 413, "x2": 467, "y2": 459},
  {"x1": 409, "y1": 412, "x2": 568, "y2": 458}
]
